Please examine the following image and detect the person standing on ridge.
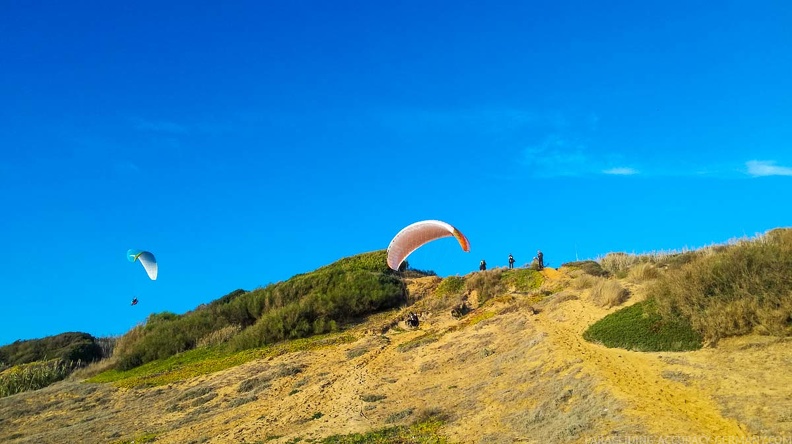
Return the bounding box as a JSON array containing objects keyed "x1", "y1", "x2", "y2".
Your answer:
[
  {"x1": 508, "y1": 254, "x2": 515, "y2": 269},
  {"x1": 479, "y1": 259, "x2": 487, "y2": 271},
  {"x1": 536, "y1": 250, "x2": 544, "y2": 270}
]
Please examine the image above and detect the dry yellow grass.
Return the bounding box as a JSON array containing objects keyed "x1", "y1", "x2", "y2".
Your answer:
[
  {"x1": 196, "y1": 324, "x2": 243, "y2": 348},
  {"x1": 627, "y1": 263, "x2": 660, "y2": 282},
  {"x1": 589, "y1": 279, "x2": 630, "y2": 308},
  {"x1": 571, "y1": 274, "x2": 601, "y2": 290},
  {"x1": 3, "y1": 267, "x2": 789, "y2": 443}
]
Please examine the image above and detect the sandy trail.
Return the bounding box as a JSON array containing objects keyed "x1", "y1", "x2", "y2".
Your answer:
[{"x1": 532, "y1": 296, "x2": 746, "y2": 437}]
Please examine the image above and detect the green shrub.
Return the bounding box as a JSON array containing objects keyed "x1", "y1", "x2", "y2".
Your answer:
[
  {"x1": 501, "y1": 268, "x2": 544, "y2": 292},
  {"x1": 196, "y1": 324, "x2": 243, "y2": 348},
  {"x1": 583, "y1": 300, "x2": 702, "y2": 352},
  {"x1": 230, "y1": 270, "x2": 404, "y2": 351},
  {"x1": 0, "y1": 359, "x2": 79, "y2": 398},
  {"x1": 0, "y1": 332, "x2": 104, "y2": 367},
  {"x1": 322, "y1": 409, "x2": 448, "y2": 443},
  {"x1": 561, "y1": 260, "x2": 609, "y2": 277},
  {"x1": 434, "y1": 276, "x2": 465, "y2": 297},
  {"x1": 111, "y1": 250, "x2": 406, "y2": 369},
  {"x1": 650, "y1": 229, "x2": 792, "y2": 343},
  {"x1": 465, "y1": 269, "x2": 505, "y2": 305}
]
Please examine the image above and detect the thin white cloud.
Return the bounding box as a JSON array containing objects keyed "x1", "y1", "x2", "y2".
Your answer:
[
  {"x1": 522, "y1": 134, "x2": 590, "y2": 177},
  {"x1": 746, "y1": 160, "x2": 792, "y2": 177},
  {"x1": 603, "y1": 167, "x2": 638, "y2": 175},
  {"x1": 522, "y1": 134, "x2": 638, "y2": 178}
]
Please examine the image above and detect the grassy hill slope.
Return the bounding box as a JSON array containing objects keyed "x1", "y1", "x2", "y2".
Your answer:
[{"x1": 3, "y1": 230, "x2": 792, "y2": 442}]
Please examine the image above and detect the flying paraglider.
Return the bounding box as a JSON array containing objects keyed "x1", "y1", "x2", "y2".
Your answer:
[
  {"x1": 127, "y1": 249, "x2": 158, "y2": 280},
  {"x1": 131, "y1": 297, "x2": 139, "y2": 306},
  {"x1": 386, "y1": 220, "x2": 470, "y2": 271}
]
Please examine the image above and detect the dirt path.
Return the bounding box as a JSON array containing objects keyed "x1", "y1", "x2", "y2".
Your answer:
[{"x1": 533, "y1": 296, "x2": 746, "y2": 437}]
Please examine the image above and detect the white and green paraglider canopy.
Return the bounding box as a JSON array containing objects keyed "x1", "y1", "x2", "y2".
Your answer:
[{"x1": 127, "y1": 249, "x2": 158, "y2": 280}]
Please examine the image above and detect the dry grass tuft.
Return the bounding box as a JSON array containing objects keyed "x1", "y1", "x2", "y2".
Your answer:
[
  {"x1": 589, "y1": 280, "x2": 630, "y2": 308},
  {"x1": 628, "y1": 263, "x2": 661, "y2": 282},
  {"x1": 465, "y1": 269, "x2": 506, "y2": 305},
  {"x1": 196, "y1": 324, "x2": 243, "y2": 348},
  {"x1": 536, "y1": 291, "x2": 580, "y2": 312},
  {"x1": 571, "y1": 274, "x2": 602, "y2": 290},
  {"x1": 651, "y1": 228, "x2": 792, "y2": 343},
  {"x1": 69, "y1": 357, "x2": 118, "y2": 380}
]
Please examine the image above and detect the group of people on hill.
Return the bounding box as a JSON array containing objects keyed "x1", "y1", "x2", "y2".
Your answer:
[{"x1": 479, "y1": 250, "x2": 543, "y2": 271}]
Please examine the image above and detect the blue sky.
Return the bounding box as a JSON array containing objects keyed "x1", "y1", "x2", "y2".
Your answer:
[{"x1": 1, "y1": 1, "x2": 790, "y2": 345}]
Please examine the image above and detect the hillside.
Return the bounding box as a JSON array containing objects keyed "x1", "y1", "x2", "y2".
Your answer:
[{"x1": 2, "y1": 234, "x2": 792, "y2": 443}]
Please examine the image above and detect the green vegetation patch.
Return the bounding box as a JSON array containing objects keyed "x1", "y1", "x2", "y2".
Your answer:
[
  {"x1": 322, "y1": 409, "x2": 448, "y2": 443},
  {"x1": 397, "y1": 333, "x2": 440, "y2": 353},
  {"x1": 561, "y1": 260, "x2": 609, "y2": 277},
  {"x1": 434, "y1": 276, "x2": 466, "y2": 297},
  {"x1": 465, "y1": 269, "x2": 505, "y2": 305},
  {"x1": 583, "y1": 300, "x2": 702, "y2": 352},
  {"x1": 0, "y1": 359, "x2": 79, "y2": 398},
  {"x1": 113, "y1": 250, "x2": 405, "y2": 371},
  {"x1": 0, "y1": 332, "x2": 105, "y2": 368},
  {"x1": 501, "y1": 268, "x2": 544, "y2": 292},
  {"x1": 465, "y1": 310, "x2": 496, "y2": 327},
  {"x1": 89, "y1": 333, "x2": 355, "y2": 388},
  {"x1": 110, "y1": 431, "x2": 159, "y2": 444}
]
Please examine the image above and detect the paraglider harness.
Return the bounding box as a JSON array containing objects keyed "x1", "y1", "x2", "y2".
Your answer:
[
  {"x1": 131, "y1": 298, "x2": 139, "y2": 306},
  {"x1": 406, "y1": 312, "x2": 419, "y2": 328}
]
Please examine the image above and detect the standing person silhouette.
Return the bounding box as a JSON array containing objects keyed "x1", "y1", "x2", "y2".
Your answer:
[
  {"x1": 508, "y1": 254, "x2": 515, "y2": 269},
  {"x1": 479, "y1": 259, "x2": 487, "y2": 271},
  {"x1": 536, "y1": 250, "x2": 544, "y2": 270}
]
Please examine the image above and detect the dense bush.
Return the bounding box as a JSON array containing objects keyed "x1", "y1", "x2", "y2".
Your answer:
[
  {"x1": 434, "y1": 276, "x2": 466, "y2": 297},
  {"x1": 501, "y1": 268, "x2": 544, "y2": 292},
  {"x1": 0, "y1": 359, "x2": 80, "y2": 398},
  {"x1": 113, "y1": 250, "x2": 407, "y2": 369},
  {"x1": 0, "y1": 332, "x2": 104, "y2": 368},
  {"x1": 649, "y1": 228, "x2": 792, "y2": 343},
  {"x1": 465, "y1": 269, "x2": 506, "y2": 305},
  {"x1": 230, "y1": 270, "x2": 405, "y2": 350},
  {"x1": 561, "y1": 260, "x2": 609, "y2": 277}
]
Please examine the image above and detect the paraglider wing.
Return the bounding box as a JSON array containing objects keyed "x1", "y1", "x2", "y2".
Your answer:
[
  {"x1": 127, "y1": 249, "x2": 158, "y2": 280},
  {"x1": 386, "y1": 220, "x2": 470, "y2": 271}
]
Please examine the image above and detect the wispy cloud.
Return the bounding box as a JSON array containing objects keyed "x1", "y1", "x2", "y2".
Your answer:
[
  {"x1": 521, "y1": 134, "x2": 638, "y2": 178},
  {"x1": 522, "y1": 134, "x2": 591, "y2": 177},
  {"x1": 603, "y1": 167, "x2": 638, "y2": 175},
  {"x1": 746, "y1": 160, "x2": 792, "y2": 177}
]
